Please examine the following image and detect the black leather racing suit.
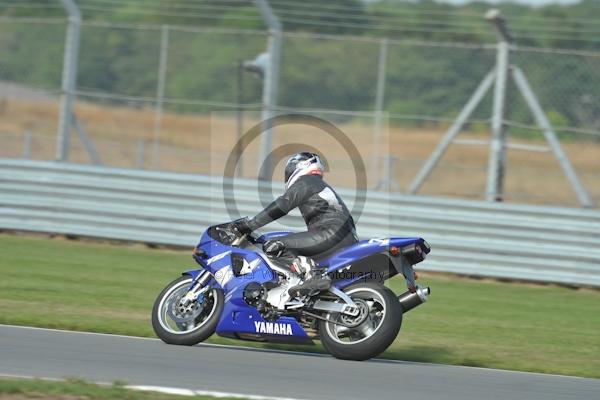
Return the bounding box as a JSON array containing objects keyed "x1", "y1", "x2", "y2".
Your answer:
[{"x1": 247, "y1": 174, "x2": 359, "y2": 263}]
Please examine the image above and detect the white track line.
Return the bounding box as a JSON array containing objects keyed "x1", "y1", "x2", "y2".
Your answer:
[
  {"x1": 0, "y1": 324, "x2": 595, "y2": 381},
  {"x1": 0, "y1": 373, "x2": 304, "y2": 400},
  {"x1": 128, "y1": 385, "x2": 304, "y2": 400}
]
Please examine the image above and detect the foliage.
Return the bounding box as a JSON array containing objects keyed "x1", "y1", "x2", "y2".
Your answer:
[{"x1": 0, "y1": 0, "x2": 599, "y2": 130}]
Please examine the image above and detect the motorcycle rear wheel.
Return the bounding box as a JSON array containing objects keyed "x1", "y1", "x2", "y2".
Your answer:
[
  {"x1": 152, "y1": 275, "x2": 223, "y2": 346},
  {"x1": 318, "y1": 282, "x2": 402, "y2": 360}
]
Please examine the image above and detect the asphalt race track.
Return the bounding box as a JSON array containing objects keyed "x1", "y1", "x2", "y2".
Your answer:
[{"x1": 0, "y1": 325, "x2": 598, "y2": 400}]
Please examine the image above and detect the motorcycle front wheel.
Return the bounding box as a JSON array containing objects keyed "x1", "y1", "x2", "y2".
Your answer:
[
  {"x1": 151, "y1": 275, "x2": 223, "y2": 346},
  {"x1": 318, "y1": 282, "x2": 402, "y2": 361}
]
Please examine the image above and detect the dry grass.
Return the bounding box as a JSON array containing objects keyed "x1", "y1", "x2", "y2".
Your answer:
[{"x1": 0, "y1": 97, "x2": 598, "y2": 207}]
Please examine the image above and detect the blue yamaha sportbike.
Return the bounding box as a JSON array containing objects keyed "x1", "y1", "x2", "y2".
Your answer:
[{"x1": 152, "y1": 218, "x2": 431, "y2": 360}]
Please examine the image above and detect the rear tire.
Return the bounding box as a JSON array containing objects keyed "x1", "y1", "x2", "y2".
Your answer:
[
  {"x1": 151, "y1": 275, "x2": 223, "y2": 346},
  {"x1": 318, "y1": 282, "x2": 402, "y2": 361}
]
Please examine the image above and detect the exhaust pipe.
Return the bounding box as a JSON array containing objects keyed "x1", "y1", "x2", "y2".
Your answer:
[{"x1": 398, "y1": 286, "x2": 431, "y2": 312}]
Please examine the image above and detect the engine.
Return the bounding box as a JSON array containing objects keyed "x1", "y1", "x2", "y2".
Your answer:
[{"x1": 243, "y1": 282, "x2": 279, "y2": 321}]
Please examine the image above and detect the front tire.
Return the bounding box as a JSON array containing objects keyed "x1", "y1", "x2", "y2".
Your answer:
[
  {"x1": 318, "y1": 282, "x2": 402, "y2": 361},
  {"x1": 151, "y1": 275, "x2": 224, "y2": 346}
]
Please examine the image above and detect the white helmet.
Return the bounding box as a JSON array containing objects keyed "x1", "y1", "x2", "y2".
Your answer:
[{"x1": 284, "y1": 152, "x2": 324, "y2": 189}]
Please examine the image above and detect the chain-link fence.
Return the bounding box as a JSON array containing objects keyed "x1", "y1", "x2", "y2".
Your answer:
[{"x1": 0, "y1": 17, "x2": 598, "y2": 207}]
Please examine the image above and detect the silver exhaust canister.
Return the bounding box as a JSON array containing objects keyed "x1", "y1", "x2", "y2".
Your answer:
[{"x1": 398, "y1": 286, "x2": 431, "y2": 312}]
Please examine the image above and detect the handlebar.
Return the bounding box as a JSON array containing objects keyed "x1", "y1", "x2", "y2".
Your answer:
[{"x1": 219, "y1": 219, "x2": 259, "y2": 247}]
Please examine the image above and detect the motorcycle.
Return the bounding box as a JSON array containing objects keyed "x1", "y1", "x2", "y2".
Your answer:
[{"x1": 152, "y1": 218, "x2": 431, "y2": 361}]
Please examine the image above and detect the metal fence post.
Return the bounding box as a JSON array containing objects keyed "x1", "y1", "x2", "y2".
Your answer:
[
  {"x1": 56, "y1": 0, "x2": 81, "y2": 162},
  {"x1": 485, "y1": 9, "x2": 512, "y2": 202},
  {"x1": 512, "y1": 67, "x2": 594, "y2": 208},
  {"x1": 254, "y1": 0, "x2": 281, "y2": 180},
  {"x1": 153, "y1": 24, "x2": 169, "y2": 170},
  {"x1": 372, "y1": 38, "x2": 388, "y2": 186},
  {"x1": 408, "y1": 71, "x2": 495, "y2": 194},
  {"x1": 236, "y1": 60, "x2": 245, "y2": 177}
]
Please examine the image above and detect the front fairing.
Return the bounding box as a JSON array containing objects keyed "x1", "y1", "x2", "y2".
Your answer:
[
  {"x1": 191, "y1": 223, "x2": 310, "y2": 342},
  {"x1": 194, "y1": 227, "x2": 278, "y2": 290}
]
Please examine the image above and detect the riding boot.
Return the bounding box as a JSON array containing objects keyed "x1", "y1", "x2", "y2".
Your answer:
[{"x1": 288, "y1": 256, "x2": 331, "y2": 297}]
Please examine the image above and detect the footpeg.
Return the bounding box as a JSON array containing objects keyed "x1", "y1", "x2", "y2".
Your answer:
[{"x1": 288, "y1": 276, "x2": 331, "y2": 297}]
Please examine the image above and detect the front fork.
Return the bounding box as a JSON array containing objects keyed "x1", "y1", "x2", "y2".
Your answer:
[{"x1": 181, "y1": 270, "x2": 212, "y2": 307}]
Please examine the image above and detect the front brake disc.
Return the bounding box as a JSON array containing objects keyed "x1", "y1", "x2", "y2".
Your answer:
[{"x1": 167, "y1": 296, "x2": 204, "y2": 323}]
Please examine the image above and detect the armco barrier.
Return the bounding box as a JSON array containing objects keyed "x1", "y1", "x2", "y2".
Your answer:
[{"x1": 1, "y1": 159, "x2": 599, "y2": 287}]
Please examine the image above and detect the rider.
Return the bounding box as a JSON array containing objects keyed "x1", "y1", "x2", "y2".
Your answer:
[{"x1": 234, "y1": 152, "x2": 359, "y2": 296}]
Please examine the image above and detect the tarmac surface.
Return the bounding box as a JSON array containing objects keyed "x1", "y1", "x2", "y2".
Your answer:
[{"x1": 1, "y1": 324, "x2": 598, "y2": 400}]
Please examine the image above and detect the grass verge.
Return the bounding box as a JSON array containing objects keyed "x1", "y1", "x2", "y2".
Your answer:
[
  {"x1": 0, "y1": 233, "x2": 599, "y2": 378},
  {"x1": 0, "y1": 377, "x2": 243, "y2": 399}
]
